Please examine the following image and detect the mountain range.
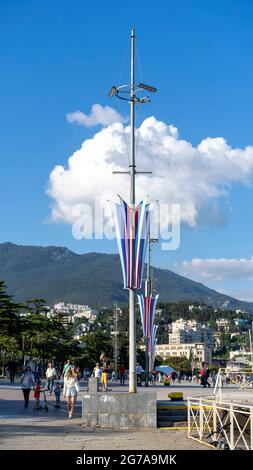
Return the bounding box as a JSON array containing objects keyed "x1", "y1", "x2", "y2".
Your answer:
[{"x1": 0, "y1": 242, "x2": 252, "y2": 313}]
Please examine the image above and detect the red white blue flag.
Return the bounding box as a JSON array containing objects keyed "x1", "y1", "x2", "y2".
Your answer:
[
  {"x1": 137, "y1": 293, "x2": 159, "y2": 338},
  {"x1": 112, "y1": 196, "x2": 152, "y2": 289},
  {"x1": 151, "y1": 324, "x2": 158, "y2": 367}
]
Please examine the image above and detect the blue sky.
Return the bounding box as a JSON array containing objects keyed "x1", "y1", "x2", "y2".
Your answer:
[{"x1": 1, "y1": 0, "x2": 253, "y2": 300}]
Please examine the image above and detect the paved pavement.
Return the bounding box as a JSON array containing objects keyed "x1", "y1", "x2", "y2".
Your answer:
[{"x1": 0, "y1": 378, "x2": 243, "y2": 450}]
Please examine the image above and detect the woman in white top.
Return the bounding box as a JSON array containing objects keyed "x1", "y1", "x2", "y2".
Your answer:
[
  {"x1": 20, "y1": 367, "x2": 35, "y2": 408},
  {"x1": 63, "y1": 369, "x2": 79, "y2": 418},
  {"x1": 93, "y1": 363, "x2": 102, "y2": 379}
]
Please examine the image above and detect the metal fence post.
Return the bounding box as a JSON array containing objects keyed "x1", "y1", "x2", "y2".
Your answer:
[
  {"x1": 213, "y1": 401, "x2": 217, "y2": 443},
  {"x1": 187, "y1": 398, "x2": 191, "y2": 437},
  {"x1": 230, "y1": 404, "x2": 234, "y2": 450},
  {"x1": 200, "y1": 397, "x2": 203, "y2": 441},
  {"x1": 250, "y1": 407, "x2": 253, "y2": 450}
]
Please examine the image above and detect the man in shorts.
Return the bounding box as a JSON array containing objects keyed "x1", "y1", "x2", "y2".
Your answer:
[{"x1": 101, "y1": 354, "x2": 111, "y2": 392}]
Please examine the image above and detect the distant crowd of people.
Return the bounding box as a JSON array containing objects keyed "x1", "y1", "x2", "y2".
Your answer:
[
  {"x1": 12, "y1": 353, "x2": 122, "y2": 418},
  {"x1": 6, "y1": 354, "x2": 246, "y2": 421},
  {"x1": 92, "y1": 356, "x2": 126, "y2": 390},
  {"x1": 20, "y1": 359, "x2": 81, "y2": 418}
]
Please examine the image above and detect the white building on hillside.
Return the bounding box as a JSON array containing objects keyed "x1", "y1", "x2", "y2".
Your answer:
[
  {"x1": 216, "y1": 318, "x2": 230, "y2": 331},
  {"x1": 53, "y1": 302, "x2": 98, "y2": 319},
  {"x1": 156, "y1": 342, "x2": 212, "y2": 365},
  {"x1": 52, "y1": 302, "x2": 98, "y2": 324},
  {"x1": 168, "y1": 318, "x2": 214, "y2": 349}
]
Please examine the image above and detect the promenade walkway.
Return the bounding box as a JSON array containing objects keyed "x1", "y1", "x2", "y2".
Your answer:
[{"x1": 0, "y1": 379, "x2": 213, "y2": 450}]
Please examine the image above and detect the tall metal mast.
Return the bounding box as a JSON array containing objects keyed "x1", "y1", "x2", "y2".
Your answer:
[
  {"x1": 114, "y1": 302, "x2": 119, "y2": 373},
  {"x1": 129, "y1": 28, "x2": 137, "y2": 393},
  {"x1": 109, "y1": 28, "x2": 157, "y2": 394},
  {"x1": 249, "y1": 321, "x2": 253, "y2": 374}
]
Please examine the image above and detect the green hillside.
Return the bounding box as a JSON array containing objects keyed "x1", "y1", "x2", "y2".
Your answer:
[{"x1": 0, "y1": 242, "x2": 252, "y2": 312}]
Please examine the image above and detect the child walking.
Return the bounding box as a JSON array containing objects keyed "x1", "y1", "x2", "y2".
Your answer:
[
  {"x1": 33, "y1": 379, "x2": 42, "y2": 410},
  {"x1": 54, "y1": 381, "x2": 62, "y2": 408}
]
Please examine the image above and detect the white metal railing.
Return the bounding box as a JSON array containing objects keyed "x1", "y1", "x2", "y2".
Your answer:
[{"x1": 188, "y1": 397, "x2": 253, "y2": 450}]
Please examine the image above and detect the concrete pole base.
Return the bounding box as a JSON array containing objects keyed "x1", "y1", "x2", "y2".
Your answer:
[{"x1": 82, "y1": 391, "x2": 157, "y2": 429}]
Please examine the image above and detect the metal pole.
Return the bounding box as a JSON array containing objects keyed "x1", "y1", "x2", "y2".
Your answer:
[
  {"x1": 114, "y1": 302, "x2": 118, "y2": 373},
  {"x1": 230, "y1": 404, "x2": 234, "y2": 450},
  {"x1": 252, "y1": 321, "x2": 253, "y2": 374},
  {"x1": 144, "y1": 237, "x2": 152, "y2": 387},
  {"x1": 130, "y1": 28, "x2": 136, "y2": 208},
  {"x1": 199, "y1": 397, "x2": 203, "y2": 441},
  {"x1": 129, "y1": 28, "x2": 136, "y2": 393},
  {"x1": 250, "y1": 407, "x2": 253, "y2": 450},
  {"x1": 145, "y1": 336, "x2": 149, "y2": 387},
  {"x1": 249, "y1": 326, "x2": 253, "y2": 374},
  {"x1": 147, "y1": 237, "x2": 151, "y2": 284}
]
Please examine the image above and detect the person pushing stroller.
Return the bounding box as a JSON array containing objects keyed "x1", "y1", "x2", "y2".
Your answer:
[{"x1": 33, "y1": 379, "x2": 47, "y2": 410}]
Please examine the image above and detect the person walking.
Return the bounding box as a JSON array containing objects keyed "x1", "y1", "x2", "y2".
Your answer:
[
  {"x1": 20, "y1": 366, "x2": 35, "y2": 408},
  {"x1": 54, "y1": 381, "x2": 62, "y2": 408},
  {"x1": 100, "y1": 354, "x2": 111, "y2": 392},
  {"x1": 93, "y1": 363, "x2": 102, "y2": 380},
  {"x1": 63, "y1": 369, "x2": 79, "y2": 419},
  {"x1": 211, "y1": 371, "x2": 217, "y2": 387},
  {"x1": 118, "y1": 364, "x2": 126, "y2": 385},
  {"x1": 71, "y1": 365, "x2": 80, "y2": 380},
  {"x1": 45, "y1": 362, "x2": 56, "y2": 395},
  {"x1": 8, "y1": 359, "x2": 17, "y2": 383},
  {"x1": 83, "y1": 368, "x2": 90, "y2": 380},
  {"x1": 205, "y1": 366, "x2": 211, "y2": 388},
  {"x1": 61, "y1": 359, "x2": 72, "y2": 379},
  {"x1": 111, "y1": 370, "x2": 117, "y2": 383},
  {"x1": 200, "y1": 362, "x2": 205, "y2": 387},
  {"x1": 200, "y1": 362, "x2": 209, "y2": 388},
  {"x1": 37, "y1": 362, "x2": 43, "y2": 379},
  {"x1": 136, "y1": 363, "x2": 143, "y2": 387}
]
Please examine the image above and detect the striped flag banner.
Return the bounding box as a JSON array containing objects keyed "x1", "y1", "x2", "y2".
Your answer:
[
  {"x1": 137, "y1": 293, "x2": 159, "y2": 338},
  {"x1": 112, "y1": 196, "x2": 152, "y2": 289},
  {"x1": 151, "y1": 324, "x2": 158, "y2": 367}
]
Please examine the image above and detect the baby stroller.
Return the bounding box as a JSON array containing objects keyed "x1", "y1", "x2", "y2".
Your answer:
[
  {"x1": 33, "y1": 382, "x2": 49, "y2": 411},
  {"x1": 33, "y1": 388, "x2": 48, "y2": 411}
]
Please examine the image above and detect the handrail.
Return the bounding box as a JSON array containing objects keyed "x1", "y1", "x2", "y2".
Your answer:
[
  {"x1": 187, "y1": 396, "x2": 253, "y2": 450},
  {"x1": 187, "y1": 396, "x2": 253, "y2": 411}
]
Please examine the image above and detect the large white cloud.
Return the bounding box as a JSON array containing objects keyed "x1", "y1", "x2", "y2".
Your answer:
[
  {"x1": 66, "y1": 104, "x2": 125, "y2": 127},
  {"x1": 48, "y1": 105, "x2": 253, "y2": 231},
  {"x1": 174, "y1": 257, "x2": 253, "y2": 282}
]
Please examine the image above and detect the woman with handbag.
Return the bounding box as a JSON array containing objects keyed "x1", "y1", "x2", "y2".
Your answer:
[
  {"x1": 20, "y1": 366, "x2": 35, "y2": 408},
  {"x1": 63, "y1": 369, "x2": 79, "y2": 419}
]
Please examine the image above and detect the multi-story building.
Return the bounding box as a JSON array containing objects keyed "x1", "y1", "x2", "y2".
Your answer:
[
  {"x1": 155, "y1": 318, "x2": 215, "y2": 366},
  {"x1": 73, "y1": 308, "x2": 98, "y2": 321},
  {"x1": 216, "y1": 319, "x2": 230, "y2": 332},
  {"x1": 168, "y1": 318, "x2": 214, "y2": 349},
  {"x1": 213, "y1": 332, "x2": 221, "y2": 349},
  {"x1": 156, "y1": 342, "x2": 212, "y2": 365},
  {"x1": 52, "y1": 302, "x2": 98, "y2": 322},
  {"x1": 234, "y1": 318, "x2": 248, "y2": 327},
  {"x1": 229, "y1": 349, "x2": 252, "y2": 363},
  {"x1": 169, "y1": 331, "x2": 188, "y2": 344}
]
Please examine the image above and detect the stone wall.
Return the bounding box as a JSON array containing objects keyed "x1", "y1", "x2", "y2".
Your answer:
[{"x1": 82, "y1": 391, "x2": 157, "y2": 429}]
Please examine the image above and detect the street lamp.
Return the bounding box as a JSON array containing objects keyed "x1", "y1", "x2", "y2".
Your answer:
[
  {"x1": 109, "y1": 28, "x2": 157, "y2": 393},
  {"x1": 108, "y1": 82, "x2": 156, "y2": 103}
]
